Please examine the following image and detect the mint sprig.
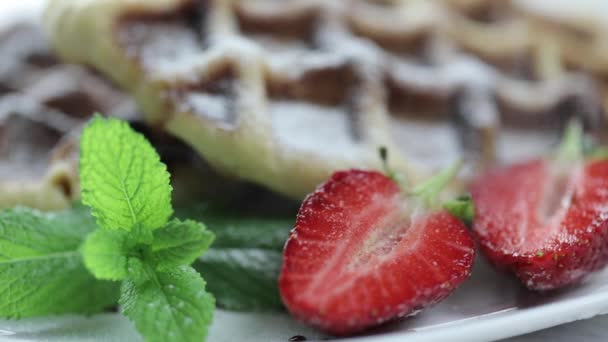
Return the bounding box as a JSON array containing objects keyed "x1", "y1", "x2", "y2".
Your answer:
[
  {"x1": 0, "y1": 115, "x2": 287, "y2": 336},
  {"x1": 79, "y1": 116, "x2": 215, "y2": 342},
  {"x1": 0, "y1": 206, "x2": 118, "y2": 318}
]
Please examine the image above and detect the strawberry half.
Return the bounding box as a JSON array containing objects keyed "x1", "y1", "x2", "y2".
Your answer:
[
  {"x1": 279, "y1": 164, "x2": 475, "y2": 335},
  {"x1": 472, "y1": 123, "x2": 608, "y2": 290}
]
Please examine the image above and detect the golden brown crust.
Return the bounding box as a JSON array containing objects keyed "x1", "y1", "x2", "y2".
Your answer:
[
  {"x1": 43, "y1": 0, "x2": 608, "y2": 198},
  {"x1": 45, "y1": 0, "x2": 415, "y2": 199}
]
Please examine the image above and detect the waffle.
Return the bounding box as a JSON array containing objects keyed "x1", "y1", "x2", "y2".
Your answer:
[
  {"x1": 43, "y1": 0, "x2": 606, "y2": 199},
  {"x1": 512, "y1": 0, "x2": 608, "y2": 114},
  {"x1": 0, "y1": 22, "x2": 289, "y2": 211},
  {"x1": 344, "y1": 0, "x2": 605, "y2": 160},
  {"x1": 0, "y1": 25, "x2": 136, "y2": 210}
]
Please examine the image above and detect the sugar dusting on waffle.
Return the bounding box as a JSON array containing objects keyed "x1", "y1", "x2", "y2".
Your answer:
[
  {"x1": 38, "y1": 0, "x2": 608, "y2": 198},
  {"x1": 0, "y1": 24, "x2": 138, "y2": 209}
]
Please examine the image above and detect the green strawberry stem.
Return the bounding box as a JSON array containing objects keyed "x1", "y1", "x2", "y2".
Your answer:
[
  {"x1": 421, "y1": 165, "x2": 475, "y2": 224},
  {"x1": 378, "y1": 146, "x2": 408, "y2": 189},
  {"x1": 443, "y1": 195, "x2": 475, "y2": 226},
  {"x1": 411, "y1": 160, "x2": 463, "y2": 209},
  {"x1": 555, "y1": 119, "x2": 584, "y2": 163},
  {"x1": 378, "y1": 146, "x2": 393, "y2": 178},
  {"x1": 377, "y1": 147, "x2": 471, "y2": 222},
  {"x1": 589, "y1": 147, "x2": 608, "y2": 161}
]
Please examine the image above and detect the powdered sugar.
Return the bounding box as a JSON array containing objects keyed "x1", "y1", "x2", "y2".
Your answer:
[
  {"x1": 514, "y1": 0, "x2": 608, "y2": 32},
  {"x1": 119, "y1": 20, "x2": 203, "y2": 73},
  {"x1": 269, "y1": 100, "x2": 360, "y2": 157},
  {"x1": 390, "y1": 117, "x2": 461, "y2": 169},
  {"x1": 184, "y1": 92, "x2": 233, "y2": 123}
]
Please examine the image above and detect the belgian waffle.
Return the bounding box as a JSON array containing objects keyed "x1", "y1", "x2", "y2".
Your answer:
[
  {"x1": 344, "y1": 0, "x2": 605, "y2": 162},
  {"x1": 0, "y1": 23, "x2": 292, "y2": 211},
  {"x1": 44, "y1": 0, "x2": 606, "y2": 199},
  {"x1": 0, "y1": 25, "x2": 135, "y2": 210},
  {"x1": 513, "y1": 0, "x2": 608, "y2": 112},
  {"x1": 0, "y1": 23, "x2": 289, "y2": 211}
]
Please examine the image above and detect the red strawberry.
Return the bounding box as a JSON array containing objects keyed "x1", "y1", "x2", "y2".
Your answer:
[
  {"x1": 279, "y1": 168, "x2": 475, "y2": 335},
  {"x1": 472, "y1": 123, "x2": 608, "y2": 291}
]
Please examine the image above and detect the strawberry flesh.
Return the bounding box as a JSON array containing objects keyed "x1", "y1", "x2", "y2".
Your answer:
[
  {"x1": 279, "y1": 170, "x2": 475, "y2": 335},
  {"x1": 472, "y1": 159, "x2": 608, "y2": 290}
]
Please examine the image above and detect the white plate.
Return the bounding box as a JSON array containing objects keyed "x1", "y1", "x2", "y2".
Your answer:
[
  {"x1": 2, "y1": 2, "x2": 608, "y2": 341},
  {"x1": 2, "y1": 257, "x2": 608, "y2": 342}
]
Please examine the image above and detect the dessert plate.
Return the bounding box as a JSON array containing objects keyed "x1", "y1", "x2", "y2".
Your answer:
[
  {"x1": 3, "y1": 2, "x2": 608, "y2": 342},
  {"x1": 2, "y1": 257, "x2": 608, "y2": 342}
]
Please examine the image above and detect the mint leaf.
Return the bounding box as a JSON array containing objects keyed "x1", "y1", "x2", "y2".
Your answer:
[
  {"x1": 178, "y1": 204, "x2": 292, "y2": 310},
  {"x1": 176, "y1": 204, "x2": 293, "y2": 250},
  {"x1": 150, "y1": 219, "x2": 214, "y2": 271},
  {"x1": 82, "y1": 229, "x2": 132, "y2": 281},
  {"x1": 0, "y1": 207, "x2": 118, "y2": 318},
  {"x1": 194, "y1": 248, "x2": 283, "y2": 311},
  {"x1": 80, "y1": 116, "x2": 173, "y2": 232},
  {"x1": 120, "y1": 265, "x2": 214, "y2": 342},
  {"x1": 0, "y1": 206, "x2": 92, "y2": 255},
  {"x1": 203, "y1": 216, "x2": 292, "y2": 250}
]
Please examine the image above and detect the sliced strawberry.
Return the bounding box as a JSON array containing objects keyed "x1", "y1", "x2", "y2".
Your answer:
[
  {"x1": 472, "y1": 123, "x2": 608, "y2": 291},
  {"x1": 279, "y1": 169, "x2": 475, "y2": 335},
  {"x1": 472, "y1": 159, "x2": 608, "y2": 290}
]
